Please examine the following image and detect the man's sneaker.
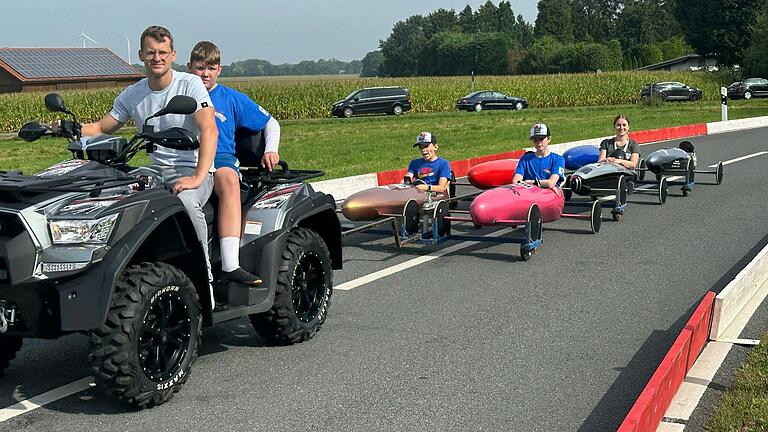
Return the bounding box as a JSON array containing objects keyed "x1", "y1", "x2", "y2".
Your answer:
[{"x1": 220, "y1": 268, "x2": 263, "y2": 286}]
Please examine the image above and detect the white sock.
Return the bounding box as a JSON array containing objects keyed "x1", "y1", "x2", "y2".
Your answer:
[{"x1": 220, "y1": 237, "x2": 240, "y2": 272}]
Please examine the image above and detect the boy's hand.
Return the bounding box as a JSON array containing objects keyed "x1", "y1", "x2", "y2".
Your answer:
[{"x1": 261, "y1": 151, "x2": 279, "y2": 171}]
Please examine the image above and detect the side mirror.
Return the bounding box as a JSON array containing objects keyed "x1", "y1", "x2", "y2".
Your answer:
[
  {"x1": 161, "y1": 95, "x2": 198, "y2": 116},
  {"x1": 144, "y1": 95, "x2": 197, "y2": 126},
  {"x1": 353, "y1": 97, "x2": 359, "y2": 102},
  {"x1": 44, "y1": 93, "x2": 68, "y2": 113}
]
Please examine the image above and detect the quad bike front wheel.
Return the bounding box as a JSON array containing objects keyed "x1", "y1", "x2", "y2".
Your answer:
[
  {"x1": 250, "y1": 228, "x2": 333, "y2": 344},
  {"x1": 89, "y1": 262, "x2": 202, "y2": 409}
]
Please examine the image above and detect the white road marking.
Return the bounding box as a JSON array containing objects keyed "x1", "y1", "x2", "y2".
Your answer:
[
  {"x1": 336, "y1": 228, "x2": 513, "y2": 291},
  {"x1": 719, "y1": 151, "x2": 768, "y2": 165},
  {"x1": 0, "y1": 377, "x2": 94, "y2": 422}
]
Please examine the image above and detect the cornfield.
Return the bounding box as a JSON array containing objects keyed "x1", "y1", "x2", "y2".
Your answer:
[{"x1": 0, "y1": 71, "x2": 725, "y2": 132}]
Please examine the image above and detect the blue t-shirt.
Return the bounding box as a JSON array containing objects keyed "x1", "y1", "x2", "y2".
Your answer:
[
  {"x1": 514, "y1": 151, "x2": 565, "y2": 187},
  {"x1": 209, "y1": 84, "x2": 271, "y2": 156},
  {"x1": 407, "y1": 157, "x2": 451, "y2": 186}
]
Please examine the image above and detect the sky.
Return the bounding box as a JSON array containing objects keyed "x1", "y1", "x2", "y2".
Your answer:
[{"x1": 3, "y1": 0, "x2": 538, "y2": 65}]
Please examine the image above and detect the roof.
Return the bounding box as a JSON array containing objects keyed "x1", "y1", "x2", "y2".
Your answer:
[
  {"x1": 636, "y1": 54, "x2": 706, "y2": 71},
  {"x1": 0, "y1": 48, "x2": 143, "y2": 82}
]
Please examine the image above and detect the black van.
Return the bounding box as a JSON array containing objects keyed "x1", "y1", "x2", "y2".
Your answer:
[{"x1": 331, "y1": 86, "x2": 412, "y2": 118}]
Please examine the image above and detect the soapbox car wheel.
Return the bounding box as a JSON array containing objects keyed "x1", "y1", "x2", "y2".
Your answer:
[
  {"x1": 715, "y1": 161, "x2": 724, "y2": 185},
  {"x1": 617, "y1": 175, "x2": 628, "y2": 208},
  {"x1": 402, "y1": 199, "x2": 420, "y2": 237},
  {"x1": 589, "y1": 200, "x2": 602, "y2": 234},
  {"x1": 682, "y1": 158, "x2": 694, "y2": 197},
  {"x1": 521, "y1": 204, "x2": 542, "y2": 261},
  {"x1": 250, "y1": 228, "x2": 332, "y2": 344},
  {"x1": 637, "y1": 158, "x2": 647, "y2": 181},
  {"x1": 89, "y1": 262, "x2": 202, "y2": 409},
  {"x1": 433, "y1": 200, "x2": 450, "y2": 237},
  {"x1": 0, "y1": 335, "x2": 23, "y2": 375},
  {"x1": 658, "y1": 177, "x2": 668, "y2": 204}
]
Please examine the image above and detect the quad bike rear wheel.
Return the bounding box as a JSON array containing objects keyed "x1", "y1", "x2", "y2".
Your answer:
[{"x1": 250, "y1": 228, "x2": 332, "y2": 344}]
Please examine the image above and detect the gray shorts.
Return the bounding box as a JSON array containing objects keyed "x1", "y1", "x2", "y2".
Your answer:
[{"x1": 162, "y1": 166, "x2": 215, "y2": 281}]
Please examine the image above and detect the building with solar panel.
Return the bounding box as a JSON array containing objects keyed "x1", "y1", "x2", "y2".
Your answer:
[{"x1": 0, "y1": 48, "x2": 143, "y2": 93}]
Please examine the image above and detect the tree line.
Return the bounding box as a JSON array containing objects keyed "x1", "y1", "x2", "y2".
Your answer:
[
  {"x1": 162, "y1": 58, "x2": 363, "y2": 76},
  {"x1": 367, "y1": 0, "x2": 768, "y2": 77}
]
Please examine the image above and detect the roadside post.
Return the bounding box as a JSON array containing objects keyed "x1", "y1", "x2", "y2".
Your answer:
[{"x1": 721, "y1": 86, "x2": 728, "y2": 121}]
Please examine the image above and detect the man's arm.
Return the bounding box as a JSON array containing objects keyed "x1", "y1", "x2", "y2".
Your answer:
[
  {"x1": 173, "y1": 106, "x2": 217, "y2": 193},
  {"x1": 67, "y1": 113, "x2": 124, "y2": 137}
]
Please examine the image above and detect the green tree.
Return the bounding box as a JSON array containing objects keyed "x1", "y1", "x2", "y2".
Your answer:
[
  {"x1": 570, "y1": 0, "x2": 620, "y2": 42},
  {"x1": 458, "y1": 5, "x2": 478, "y2": 33},
  {"x1": 423, "y1": 8, "x2": 460, "y2": 35},
  {"x1": 535, "y1": 0, "x2": 574, "y2": 43},
  {"x1": 379, "y1": 15, "x2": 426, "y2": 76},
  {"x1": 476, "y1": 1, "x2": 500, "y2": 32},
  {"x1": 360, "y1": 50, "x2": 384, "y2": 77},
  {"x1": 674, "y1": 0, "x2": 765, "y2": 65},
  {"x1": 743, "y1": 10, "x2": 768, "y2": 76}
]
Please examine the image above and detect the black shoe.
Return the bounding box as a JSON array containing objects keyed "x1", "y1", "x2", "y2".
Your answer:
[{"x1": 220, "y1": 268, "x2": 263, "y2": 286}]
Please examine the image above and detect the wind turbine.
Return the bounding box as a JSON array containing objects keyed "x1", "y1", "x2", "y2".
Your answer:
[
  {"x1": 75, "y1": 27, "x2": 98, "y2": 48},
  {"x1": 112, "y1": 32, "x2": 132, "y2": 64}
]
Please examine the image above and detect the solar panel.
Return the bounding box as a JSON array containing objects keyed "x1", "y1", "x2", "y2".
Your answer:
[{"x1": 0, "y1": 48, "x2": 141, "y2": 79}]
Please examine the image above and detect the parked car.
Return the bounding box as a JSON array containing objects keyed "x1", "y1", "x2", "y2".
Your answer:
[
  {"x1": 640, "y1": 82, "x2": 702, "y2": 102},
  {"x1": 456, "y1": 91, "x2": 528, "y2": 112},
  {"x1": 331, "y1": 86, "x2": 411, "y2": 118},
  {"x1": 727, "y1": 78, "x2": 768, "y2": 99}
]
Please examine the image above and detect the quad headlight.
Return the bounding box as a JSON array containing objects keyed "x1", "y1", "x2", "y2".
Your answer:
[{"x1": 49, "y1": 213, "x2": 119, "y2": 244}]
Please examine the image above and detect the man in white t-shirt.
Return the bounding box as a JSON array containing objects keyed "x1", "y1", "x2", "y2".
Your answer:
[{"x1": 73, "y1": 26, "x2": 218, "y2": 287}]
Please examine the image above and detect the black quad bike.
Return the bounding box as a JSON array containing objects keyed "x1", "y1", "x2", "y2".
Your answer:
[{"x1": 0, "y1": 94, "x2": 342, "y2": 408}]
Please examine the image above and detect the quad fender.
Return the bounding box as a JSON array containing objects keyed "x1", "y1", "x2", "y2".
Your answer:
[
  {"x1": 56, "y1": 198, "x2": 208, "y2": 331},
  {"x1": 289, "y1": 192, "x2": 342, "y2": 270}
]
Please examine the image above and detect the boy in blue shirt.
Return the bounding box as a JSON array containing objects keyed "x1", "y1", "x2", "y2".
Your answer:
[
  {"x1": 512, "y1": 123, "x2": 565, "y2": 189},
  {"x1": 406, "y1": 132, "x2": 451, "y2": 194},
  {"x1": 188, "y1": 41, "x2": 281, "y2": 286}
]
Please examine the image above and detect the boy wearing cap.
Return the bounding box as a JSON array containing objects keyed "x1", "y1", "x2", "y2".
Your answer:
[
  {"x1": 405, "y1": 131, "x2": 451, "y2": 194},
  {"x1": 512, "y1": 123, "x2": 565, "y2": 189}
]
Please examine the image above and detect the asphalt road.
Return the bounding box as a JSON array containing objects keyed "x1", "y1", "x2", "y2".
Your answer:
[{"x1": 1, "y1": 128, "x2": 767, "y2": 432}]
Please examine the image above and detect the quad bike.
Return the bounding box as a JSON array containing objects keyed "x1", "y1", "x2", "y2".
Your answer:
[{"x1": 0, "y1": 93, "x2": 342, "y2": 408}]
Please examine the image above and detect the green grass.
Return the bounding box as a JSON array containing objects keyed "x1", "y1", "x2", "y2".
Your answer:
[
  {"x1": 704, "y1": 330, "x2": 768, "y2": 431},
  {"x1": 2, "y1": 99, "x2": 767, "y2": 179}
]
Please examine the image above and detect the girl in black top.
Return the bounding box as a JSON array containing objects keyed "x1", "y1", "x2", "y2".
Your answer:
[{"x1": 598, "y1": 114, "x2": 639, "y2": 170}]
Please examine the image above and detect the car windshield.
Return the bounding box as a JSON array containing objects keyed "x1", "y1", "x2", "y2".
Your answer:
[{"x1": 344, "y1": 90, "x2": 359, "y2": 100}]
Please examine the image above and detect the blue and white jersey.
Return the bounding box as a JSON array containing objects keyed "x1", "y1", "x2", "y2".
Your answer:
[
  {"x1": 407, "y1": 157, "x2": 451, "y2": 186},
  {"x1": 514, "y1": 151, "x2": 565, "y2": 186},
  {"x1": 209, "y1": 84, "x2": 272, "y2": 157}
]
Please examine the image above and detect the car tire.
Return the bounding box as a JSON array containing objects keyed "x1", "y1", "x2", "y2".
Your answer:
[
  {"x1": 659, "y1": 93, "x2": 668, "y2": 102},
  {"x1": 342, "y1": 107, "x2": 354, "y2": 118},
  {"x1": 514, "y1": 102, "x2": 524, "y2": 110},
  {"x1": 89, "y1": 262, "x2": 202, "y2": 409},
  {"x1": 744, "y1": 90, "x2": 753, "y2": 100},
  {"x1": 689, "y1": 92, "x2": 701, "y2": 101},
  {"x1": 250, "y1": 228, "x2": 332, "y2": 344},
  {"x1": 0, "y1": 335, "x2": 23, "y2": 375},
  {"x1": 474, "y1": 103, "x2": 483, "y2": 112},
  {"x1": 392, "y1": 104, "x2": 404, "y2": 115}
]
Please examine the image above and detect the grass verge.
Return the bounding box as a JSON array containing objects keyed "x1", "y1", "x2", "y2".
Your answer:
[
  {"x1": 2, "y1": 99, "x2": 767, "y2": 179},
  {"x1": 704, "y1": 330, "x2": 768, "y2": 431}
]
